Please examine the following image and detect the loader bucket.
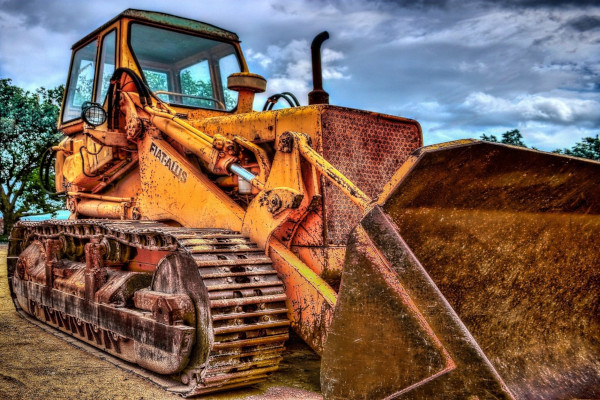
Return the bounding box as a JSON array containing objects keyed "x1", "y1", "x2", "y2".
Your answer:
[{"x1": 321, "y1": 140, "x2": 600, "y2": 399}]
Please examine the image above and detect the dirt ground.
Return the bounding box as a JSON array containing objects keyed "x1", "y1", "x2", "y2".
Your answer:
[{"x1": 0, "y1": 244, "x2": 322, "y2": 400}]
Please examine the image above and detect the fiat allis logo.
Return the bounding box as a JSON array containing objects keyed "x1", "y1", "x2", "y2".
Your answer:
[{"x1": 150, "y1": 142, "x2": 188, "y2": 183}]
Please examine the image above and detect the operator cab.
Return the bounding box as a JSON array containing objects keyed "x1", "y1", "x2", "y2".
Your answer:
[
  {"x1": 60, "y1": 9, "x2": 246, "y2": 127},
  {"x1": 129, "y1": 23, "x2": 240, "y2": 110}
]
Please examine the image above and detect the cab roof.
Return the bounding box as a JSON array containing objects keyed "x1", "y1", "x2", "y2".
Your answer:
[{"x1": 72, "y1": 9, "x2": 239, "y2": 49}]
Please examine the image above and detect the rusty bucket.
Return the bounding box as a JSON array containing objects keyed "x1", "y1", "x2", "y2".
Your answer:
[{"x1": 322, "y1": 140, "x2": 600, "y2": 399}]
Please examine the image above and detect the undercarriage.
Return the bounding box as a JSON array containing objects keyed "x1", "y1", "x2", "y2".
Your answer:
[{"x1": 8, "y1": 220, "x2": 289, "y2": 396}]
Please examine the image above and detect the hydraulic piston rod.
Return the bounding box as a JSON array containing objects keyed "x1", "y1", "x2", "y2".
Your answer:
[{"x1": 228, "y1": 163, "x2": 265, "y2": 190}]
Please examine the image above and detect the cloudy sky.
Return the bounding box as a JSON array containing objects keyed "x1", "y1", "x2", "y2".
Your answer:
[{"x1": 0, "y1": 0, "x2": 598, "y2": 150}]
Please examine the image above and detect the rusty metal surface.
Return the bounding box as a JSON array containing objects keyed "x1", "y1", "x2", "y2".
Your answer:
[
  {"x1": 293, "y1": 131, "x2": 371, "y2": 210},
  {"x1": 359, "y1": 141, "x2": 600, "y2": 399},
  {"x1": 321, "y1": 206, "x2": 513, "y2": 399},
  {"x1": 382, "y1": 140, "x2": 600, "y2": 213},
  {"x1": 321, "y1": 108, "x2": 421, "y2": 245},
  {"x1": 71, "y1": 9, "x2": 239, "y2": 53},
  {"x1": 8, "y1": 220, "x2": 289, "y2": 397},
  {"x1": 2, "y1": 243, "x2": 323, "y2": 399}
]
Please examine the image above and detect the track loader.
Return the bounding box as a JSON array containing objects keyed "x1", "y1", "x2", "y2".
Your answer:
[{"x1": 7, "y1": 9, "x2": 600, "y2": 399}]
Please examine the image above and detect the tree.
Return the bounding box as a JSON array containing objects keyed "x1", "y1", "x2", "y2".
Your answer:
[
  {"x1": 480, "y1": 133, "x2": 499, "y2": 143},
  {"x1": 481, "y1": 128, "x2": 600, "y2": 161},
  {"x1": 555, "y1": 135, "x2": 600, "y2": 161},
  {"x1": 481, "y1": 129, "x2": 527, "y2": 147},
  {"x1": 180, "y1": 70, "x2": 216, "y2": 108},
  {"x1": 144, "y1": 69, "x2": 236, "y2": 110},
  {"x1": 0, "y1": 79, "x2": 64, "y2": 237}
]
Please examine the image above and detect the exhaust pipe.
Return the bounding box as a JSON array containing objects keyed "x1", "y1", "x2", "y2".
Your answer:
[{"x1": 308, "y1": 31, "x2": 330, "y2": 105}]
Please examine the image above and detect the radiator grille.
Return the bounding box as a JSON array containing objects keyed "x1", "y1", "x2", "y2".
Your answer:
[{"x1": 321, "y1": 108, "x2": 421, "y2": 245}]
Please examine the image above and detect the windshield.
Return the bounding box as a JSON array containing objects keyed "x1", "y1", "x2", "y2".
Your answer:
[
  {"x1": 129, "y1": 23, "x2": 240, "y2": 111},
  {"x1": 62, "y1": 40, "x2": 97, "y2": 122}
]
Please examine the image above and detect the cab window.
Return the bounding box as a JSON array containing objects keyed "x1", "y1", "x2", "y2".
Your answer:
[
  {"x1": 129, "y1": 23, "x2": 240, "y2": 111},
  {"x1": 180, "y1": 60, "x2": 214, "y2": 108},
  {"x1": 62, "y1": 40, "x2": 97, "y2": 122},
  {"x1": 219, "y1": 54, "x2": 240, "y2": 110},
  {"x1": 95, "y1": 30, "x2": 117, "y2": 103}
]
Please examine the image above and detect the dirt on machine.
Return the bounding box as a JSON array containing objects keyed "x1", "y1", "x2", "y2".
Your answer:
[{"x1": 6, "y1": 9, "x2": 600, "y2": 399}]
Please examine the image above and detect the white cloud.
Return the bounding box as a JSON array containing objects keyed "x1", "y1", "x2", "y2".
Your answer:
[
  {"x1": 335, "y1": 10, "x2": 393, "y2": 40},
  {"x1": 457, "y1": 61, "x2": 487, "y2": 73},
  {"x1": 390, "y1": 8, "x2": 592, "y2": 49},
  {"x1": 248, "y1": 39, "x2": 350, "y2": 104},
  {"x1": 463, "y1": 92, "x2": 600, "y2": 124},
  {"x1": 517, "y1": 121, "x2": 598, "y2": 150},
  {"x1": 245, "y1": 49, "x2": 272, "y2": 69}
]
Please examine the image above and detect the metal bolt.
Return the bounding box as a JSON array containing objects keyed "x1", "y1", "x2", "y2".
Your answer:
[
  {"x1": 268, "y1": 194, "x2": 282, "y2": 213},
  {"x1": 180, "y1": 372, "x2": 190, "y2": 385},
  {"x1": 227, "y1": 277, "x2": 233, "y2": 283},
  {"x1": 254, "y1": 276, "x2": 260, "y2": 281}
]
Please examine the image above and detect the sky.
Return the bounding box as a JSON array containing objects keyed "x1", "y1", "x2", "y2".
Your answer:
[{"x1": 0, "y1": 0, "x2": 598, "y2": 150}]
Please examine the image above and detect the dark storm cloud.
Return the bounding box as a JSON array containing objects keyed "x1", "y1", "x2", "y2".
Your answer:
[
  {"x1": 362, "y1": 0, "x2": 450, "y2": 9},
  {"x1": 0, "y1": 0, "x2": 102, "y2": 33},
  {"x1": 568, "y1": 15, "x2": 600, "y2": 32},
  {"x1": 512, "y1": 0, "x2": 599, "y2": 6}
]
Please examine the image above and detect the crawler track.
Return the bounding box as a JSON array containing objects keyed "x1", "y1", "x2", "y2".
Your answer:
[{"x1": 7, "y1": 220, "x2": 289, "y2": 397}]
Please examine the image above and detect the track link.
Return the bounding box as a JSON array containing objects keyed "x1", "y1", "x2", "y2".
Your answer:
[{"x1": 8, "y1": 220, "x2": 289, "y2": 397}]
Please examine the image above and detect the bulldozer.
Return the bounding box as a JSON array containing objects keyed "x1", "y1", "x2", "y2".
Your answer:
[{"x1": 6, "y1": 9, "x2": 600, "y2": 399}]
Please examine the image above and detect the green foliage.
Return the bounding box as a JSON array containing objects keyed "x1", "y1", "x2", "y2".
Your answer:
[
  {"x1": 143, "y1": 69, "x2": 236, "y2": 110},
  {"x1": 555, "y1": 135, "x2": 600, "y2": 161},
  {"x1": 481, "y1": 129, "x2": 600, "y2": 161},
  {"x1": 179, "y1": 70, "x2": 237, "y2": 110},
  {"x1": 480, "y1": 133, "x2": 499, "y2": 143},
  {"x1": 223, "y1": 90, "x2": 237, "y2": 111},
  {"x1": 481, "y1": 129, "x2": 526, "y2": 147},
  {"x1": 180, "y1": 70, "x2": 214, "y2": 108},
  {"x1": 0, "y1": 79, "x2": 64, "y2": 236},
  {"x1": 97, "y1": 69, "x2": 115, "y2": 102},
  {"x1": 501, "y1": 129, "x2": 526, "y2": 147},
  {"x1": 73, "y1": 73, "x2": 93, "y2": 107},
  {"x1": 145, "y1": 70, "x2": 169, "y2": 93}
]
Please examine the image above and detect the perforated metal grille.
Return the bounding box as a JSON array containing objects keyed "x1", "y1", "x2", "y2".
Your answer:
[{"x1": 321, "y1": 108, "x2": 422, "y2": 245}]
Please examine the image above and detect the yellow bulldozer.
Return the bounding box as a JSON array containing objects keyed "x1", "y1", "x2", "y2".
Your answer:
[{"x1": 7, "y1": 9, "x2": 600, "y2": 399}]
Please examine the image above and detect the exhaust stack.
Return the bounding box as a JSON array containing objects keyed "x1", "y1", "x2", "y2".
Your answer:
[{"x1": 308, "y1": 31, "x2": 330, "y2": 105}]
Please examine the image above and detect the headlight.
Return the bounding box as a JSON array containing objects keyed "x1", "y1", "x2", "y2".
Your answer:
[{"x1": 81, "y1": 102, "x2": 107, "y2": 127}]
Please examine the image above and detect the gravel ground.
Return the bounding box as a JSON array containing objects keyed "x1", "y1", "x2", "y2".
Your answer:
[{"x1": 0, "y1": 244, "x2": 321, "y2": 400}]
